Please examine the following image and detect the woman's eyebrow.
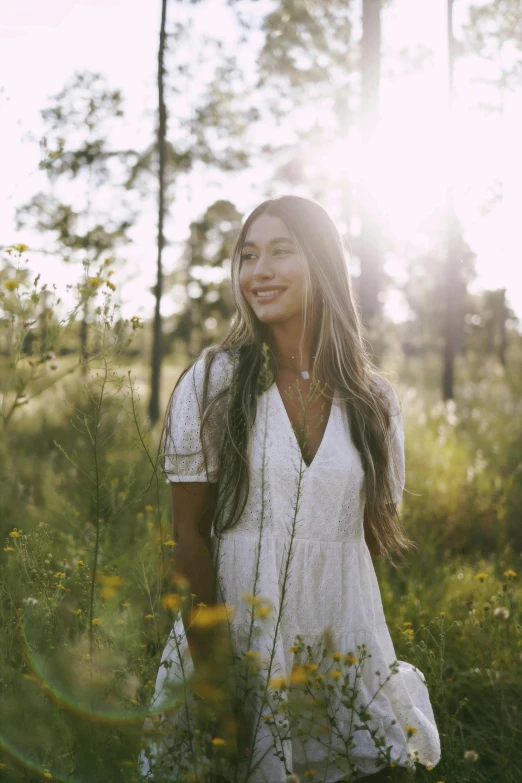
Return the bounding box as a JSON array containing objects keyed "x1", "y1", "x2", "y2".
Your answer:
[{"x1": 242, "y1": 237, "x2": 294, "y2": 248}]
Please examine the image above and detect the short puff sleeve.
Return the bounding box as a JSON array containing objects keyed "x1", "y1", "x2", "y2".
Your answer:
[{"x1": 162, "y1": 349, "x2": 234, "y2": 484}]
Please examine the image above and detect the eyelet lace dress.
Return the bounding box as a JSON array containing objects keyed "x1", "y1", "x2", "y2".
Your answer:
[{"x1": 139, "y1": 349, "x2": 441, "y2": 782}]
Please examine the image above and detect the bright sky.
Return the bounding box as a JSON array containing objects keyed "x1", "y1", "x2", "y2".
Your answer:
[{"x1": 0, "y1": 0, "x2": 521, "y2": 324}]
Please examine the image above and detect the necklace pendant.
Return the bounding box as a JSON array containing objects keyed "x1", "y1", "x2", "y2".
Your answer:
[{"x1": 300, "y1": 370, "x2": 310, "y2": 380}]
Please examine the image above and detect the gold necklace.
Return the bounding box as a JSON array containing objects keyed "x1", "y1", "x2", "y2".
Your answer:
[{"x1": 274, "y1": 352, "x2": 317, "y2": 380}]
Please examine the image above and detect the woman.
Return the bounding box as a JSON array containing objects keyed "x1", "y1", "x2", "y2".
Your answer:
[{"x1": 139, "y1": 196, "x2": 441, "y2": 782}]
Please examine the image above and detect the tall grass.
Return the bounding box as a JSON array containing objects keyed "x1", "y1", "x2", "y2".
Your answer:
[{"x1": 1, "y1": 248, "x2": 521, "y2": 781}]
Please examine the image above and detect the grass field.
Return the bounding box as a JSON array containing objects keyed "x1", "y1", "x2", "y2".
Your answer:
[{"x1": 1, "y1": 343, "x2": 521, "y2": 782}]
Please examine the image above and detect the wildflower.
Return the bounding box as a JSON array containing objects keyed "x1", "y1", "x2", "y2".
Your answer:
[
  {"x1": 43, "y1": 770, "x2": 52, "y2": 780},
  {"x1": 504, "y1": 570, "x2": 517, "y2": 579},
  {"x1": 474, "y1": 572, "x2": 489, "y2": 582},
  {"x1": 344, "y1": 654, "x2": 358, "y2": 665},
  {"x1": 13, "y1": 243, "x2": 29, "y2": 253},
  {"x1": 405, "y1": 725, "x2": 418, "y2": 737},
  {"x1": 144, "y1": 614, "x2": 155, "y2": 620},
  {"x1": 402, "y1": 621, "x2": 412, "y2": 627},
  {"x1": 77, "y1": 560, "x2": 86, "y2": 566},
  {"x1": 290, "y1": 666, "x2": 308, "y2": 686},
  {"x1": 211, "y1": 737, "x2": 226, "y2": 747},
  {"x1": 304, "y1": 662, "x2": 318, "y2": 672},
  {"x1": 9, "y1": 530, "x2": 21, "y2": 538},
  {"x1": 330, "y1": 670, "x2": 343, "y2": 680},
  {"x1": 263, "y1": 715, "x2": 272, "y2": 722},
  {"x1": 289, "y1": 645, "x2": 299, "y2": 653},
  {"x1": 493, "y1": 607, "x2": 509, "y2": 620},
  {"x1": 255, "y1": 604, "x2": 272, "y2": 619},
  {"x1": 191, "y1": 603, "x2": 235, "y2": 628},
  {"x1": 161, "y1": 593, "x2": 181, "y2": 611},
  {"x1": 241, "y1": 592, "x2": 261, "y2": 606},
  {"x1": 98, "y1": 575, "x2": 124, "y2": 587},
  {"x1": 22, "y1": 597, "x2": 38, "y2": 606},
  {"x1": 91, "y1": 618, "x2": 103, "y2": 625},
  {"x1": 244, "y1": 650, "x2": 260, "y2": 659},
  {"x1": 483, "y1": 602, "x2": 491, "y2": 612},
  {"x1": 163, "y1": 539, "x2": 176, "y2": 547},
  {"x1": 75, "y1": 609, "x2": 82, "y2": 615},
  {"x1": 268, "y1": 675, "x2": 287, "y2": 690},
  {"x1": 87, "y1": 277, "x2": 103, "y2": 288},
  {"x1": 402, "y1": 628, "x2": 414, "y2": 641},
  {"x1": 145, "y1": 505, "x2": 153, "y2": 512},
  {"x1": 4, "y1": 547, "x2": 15, "y2": 552},
  {"x1": 3, "y1": 280, "x2": 20, "y2": 291},
  {"x1": 332, "y1": 652, "x2": 344, "y2": 661},
  {"x1": 439, "y1": 612, "x2": 446, "y2": 617},
  {"x1": 304, "y1": 772, "x2": 317, "y2": 778},
  {"x1": 121, "y1": 602, "x2": 130, "y2": 608},
  {"x1": 463, "y1": 750, "x2": 479, "y2": 762},
  {"x1": 53, "y1": 572, "x2": 66, "y2": 579},
  {"x1": 105, "y1": 280, "x2": 116, "y2": 291}
]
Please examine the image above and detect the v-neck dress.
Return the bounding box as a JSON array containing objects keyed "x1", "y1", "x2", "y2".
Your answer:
[{"x1": 138, "y1": 349, "x2": 441, "y2": 782}]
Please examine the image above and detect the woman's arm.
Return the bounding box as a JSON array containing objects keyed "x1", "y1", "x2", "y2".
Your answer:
[{"x1": 170, "y1": 481, "x2": 229, "y2": 673}]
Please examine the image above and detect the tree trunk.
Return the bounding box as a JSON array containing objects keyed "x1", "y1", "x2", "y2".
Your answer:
[
  {"x1": 358, "y1": 0, "x2": 383, "y2": 328},
  {"x1": 442, "y1": 0, "x2": 460, "y2": 401},
  {"x1": 148, "y1": 0, "x2": 168, "y2": 425},
  {"x1": 80, "y1": 298, "x2": 89, "y2": 378}
]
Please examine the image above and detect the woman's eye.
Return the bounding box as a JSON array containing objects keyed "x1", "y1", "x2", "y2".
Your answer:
[{"x1": 241, "y1": 253, "x2": 255, "y2": 261}]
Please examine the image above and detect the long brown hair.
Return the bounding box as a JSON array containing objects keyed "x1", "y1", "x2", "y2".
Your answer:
[{"x1": 160, "y1": 195, "x2": 417, "y2": 566}]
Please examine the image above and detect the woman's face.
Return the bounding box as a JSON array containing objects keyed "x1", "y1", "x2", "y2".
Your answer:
[{"x1": 238, "y1": 213, "x2": 310, "y2": 326}]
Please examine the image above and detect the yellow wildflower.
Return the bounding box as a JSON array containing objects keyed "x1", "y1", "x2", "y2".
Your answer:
[
  {"x1": 53, "y1": 572, "x2": 66, "y2": 579},
  {"x1": 290, "y1": 666, "x2": 308, "y2": 686},
  {"x1": 161, "y1": 593, "x2": 181, "y2": 611},
  {"x1": 262, "y1": 715, "x2": 272, "y2": 722},
  {"x1": 91, "y1": 618, "x2": 103, "y2": 625},
  {"x1": 344, "y1": 654, "x2": 358, "y2": 665},
  {"x1": 305, "y1": 662, "x2": 318, "y2": 672},
  {"x1": 105, "y1": 280, "x2": 116, "y2": 291},
  {"x1": 474, "y1": 572, "x2": 489, "y2": 582},
  {"x1": 75, "y1": 609, "x2": 82, "y2": 615},
  {"x1": 402, "y1": 621, "x2": 412, "y2": 627},
  {"x1": 98, "y1": 575, "x2": 124, "y2": 587},
  {"x1": 163, "y1": 539, "x2": 176, "y2": 547},
  {"x1": 144, "y1": 614, "x2": 155, "y2": 620},
  {"x1": 211, "y1": 737, "x2": 226, "y2": 747},
  {"x1": 402, "y1": 628, "x2": 415, "y2": 640},
  {"x1": 255, "y1": 604, "x2": 272, "y2": 619},
  {"x1": 121, "y1": 602, "x2": 130, "y2": 608},
  {"x1": 405, "y1": 724, "x2": 418, "y2": 737},
  {"x1": 244, "y1": 650, "x2": 260, "y2": 658},
  {"x1": 439, "y1": 612, "x2": 446, "y2": 617},
  {"x1": 4, "y1": 547, "x2": 15, "y2": 552},
  {"x1": 330, "y1": 670, "x2": 343, "y2": 680},
  {"x1": 289, "y1": 645, "x2": 299, "y2": 653},
  {"x1": 332, "y1": 652, "x2": 344, "y2": 661},
  {"x1": 268, "y1": 675, "x2": 287, "y2": 690},
  {"x1": 145, "y1": 505, "x2": 153, "y2": 511},
  {"x1": 87, "y1": 277, "x2": 103, "y2": 288},
  {"x1": 504, "y1": 570, "x2": 517, "y2": 579},
  {"x1": 241, "y1": 592, "x2": 261, "y2": 606},
  {"x1": 3, "y1": 280, "x2": 20, "y2": 291},
  {"x1": 77, "y1": 560, "x2": 86, "y2": 566},
  {"x1": 191, "y1": 603, "x2": 235, "y2": 628},
  {"x1": 9, "y1": 530, "x2": 21, "y2": 538},
  {"x1": 13, "y1": 243, "x2": 29, "y2": 253},
  {"x1": 43, "y1": 770, "x2": 52, "y2": 780}
]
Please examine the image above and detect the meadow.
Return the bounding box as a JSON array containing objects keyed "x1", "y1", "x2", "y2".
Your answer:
[{"x1": 1, "y1": 299, "x2": 521, "y2": 782}]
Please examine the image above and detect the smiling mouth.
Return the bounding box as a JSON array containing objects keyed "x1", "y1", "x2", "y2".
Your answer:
[{"x1": 253, "y1": 288, "x2": 286, "y2": 301}]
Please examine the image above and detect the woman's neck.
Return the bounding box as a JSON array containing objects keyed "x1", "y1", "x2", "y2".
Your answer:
[{"x1": 267, "y1": 320, "x2": 316, "y2": 368}]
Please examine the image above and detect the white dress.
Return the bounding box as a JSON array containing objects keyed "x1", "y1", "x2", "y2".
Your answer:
[{"x1": 139, "y1": 349, "x2": 441, "y2": 782}]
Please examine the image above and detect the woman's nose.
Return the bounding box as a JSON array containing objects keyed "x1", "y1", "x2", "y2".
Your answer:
[{"x1": 252, "y1": 252, "x2": 274, "y2": 280}]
